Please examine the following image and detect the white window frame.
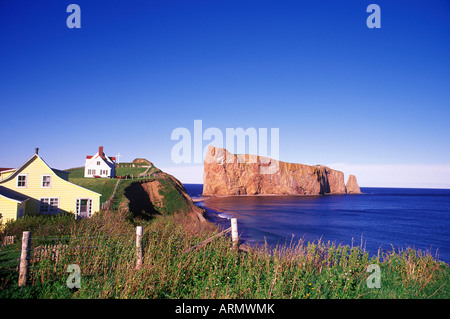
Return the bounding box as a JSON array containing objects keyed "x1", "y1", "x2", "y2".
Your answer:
[
  {"x1": 17, "y1": 174, "x2": 28, "y2": 188},
  {"x1": 39, "y1": 197, "x2": 59, "y2": 213},
  {"x1": 42, "y1": 174, "x2": 52, "y2": 188}
]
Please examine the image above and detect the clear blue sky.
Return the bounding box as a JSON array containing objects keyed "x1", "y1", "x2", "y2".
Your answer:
[{"x1": 1, "y1": 0, "x2": 449, "y2": 187}]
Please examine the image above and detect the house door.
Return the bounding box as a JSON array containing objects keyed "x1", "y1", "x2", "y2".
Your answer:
[{"x1": 76, "y1": 199, "x2": 92, "y2": 219}]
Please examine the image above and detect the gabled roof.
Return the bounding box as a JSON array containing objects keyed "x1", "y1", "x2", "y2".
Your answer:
[
  {"x1": 85, "y1": 153, "x2": 115, "y2": 165},
  {"x1": 0, "y1": 154, "x2": 38, "y2": 183},
  {"x1": 86, "y1": 146, "x2": 115, "y2": 164},
  {"x1": 0, "y1": 154, "x2": 101, "y2": 196}
]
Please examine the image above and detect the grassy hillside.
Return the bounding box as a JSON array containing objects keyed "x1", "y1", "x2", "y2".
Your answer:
[
  {"x1": 115, "y1": 163, "x2": 148, "y2": 176},
  {"x1": 69, "y1": 178, "x2": 117, "y2": 204},
  {"x1": 66, "y1": 159, "x2": 160, "y2": 205},
  {"x1": 65, "y1": 167, "x2": 85, "y2": 178},
  {"x1": 1, "y1": 211, "x2": 448, "y2": 299},
  {"x1": 113, "y1": 174, "x2": 204, "y2": 221}
]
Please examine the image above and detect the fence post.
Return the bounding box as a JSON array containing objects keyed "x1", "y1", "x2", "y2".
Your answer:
[
  {"x1": 136, "y1": 226, "x2": 143, "y2": 270},
  {"x1": 18, "y1": 231, "x2": 31, "y2": 287},
  {"x1": 231, "y1": 218, "x2": 239, "y2": 249}
]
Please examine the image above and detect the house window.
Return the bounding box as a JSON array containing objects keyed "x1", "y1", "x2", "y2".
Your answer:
[
  {"x1": 88, "y1": 169, "x2": 96, "y2": 175},
  {"x1": 97, "y1": 161, "x2": 100, "y2": 165},
  {"x1": 76, "y1": 198, "x2": 92, "y2": 219},
  {"x1": 42, "y1": 175, "x2": 51, "y2": 188},
  {"x1": 39, "y1": 198, "x2": 59, "y2": 213},
  {"x1": 17, "y1": 174, "x2": 27, "y2": 188}
]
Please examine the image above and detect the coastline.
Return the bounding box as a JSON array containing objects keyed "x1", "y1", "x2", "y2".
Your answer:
[{"x1": 188, "y1": 187, "x2": 450, "y2": 264}]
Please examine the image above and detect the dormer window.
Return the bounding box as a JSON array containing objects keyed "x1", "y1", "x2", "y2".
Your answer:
[{"x1": 17, "y1": 174, "x2": 27, "y2": 188}]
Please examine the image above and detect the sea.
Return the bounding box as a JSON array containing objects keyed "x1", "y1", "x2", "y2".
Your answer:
[{"x1": 184, "y1": 185, "x2": 450, "y2": 263}]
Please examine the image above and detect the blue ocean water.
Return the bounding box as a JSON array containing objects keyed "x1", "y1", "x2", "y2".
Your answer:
[{"x1": 184, "y1": 184, "x2": 450, "y2": 263}]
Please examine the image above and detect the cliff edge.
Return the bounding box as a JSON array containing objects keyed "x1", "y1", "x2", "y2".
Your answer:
[
  {"x1": 203, "y1": 146, "x2": 360, "y2": 196},
  {"x1": 122, "y1": 171, "x2": 206, "y2": 222}
]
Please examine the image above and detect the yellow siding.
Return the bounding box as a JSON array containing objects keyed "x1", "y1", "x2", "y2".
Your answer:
[
  {"x1": 0, "y1": 196, "x2": 19, "y2": 223},
  {"x1": 0, "y1": 157, "x2": 100, "y2": 216},
  {"x1": 0, "y1": 171, "x2": 15, "y2": 181}
]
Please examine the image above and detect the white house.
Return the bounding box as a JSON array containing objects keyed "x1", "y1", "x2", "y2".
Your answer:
[{"x1": 84, "y1": 146, "x2": 116, "y2": 178}]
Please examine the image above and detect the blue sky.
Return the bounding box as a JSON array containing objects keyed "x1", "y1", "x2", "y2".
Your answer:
[{"x1": 1, "y1": 0, "x2": 449, "y2": 187}]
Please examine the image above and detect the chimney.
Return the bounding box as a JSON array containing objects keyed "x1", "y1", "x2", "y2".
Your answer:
[
  {"x1": 35, "y1": 148, "x2": 39, "y2": 155},
  {"x1": 99, "y1": 146, "x2": 104, "y2": 158}
]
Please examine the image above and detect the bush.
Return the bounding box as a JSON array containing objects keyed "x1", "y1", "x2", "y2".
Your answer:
[{"x1": 2, "y1": 213, "x2": 76, "y2": 239}]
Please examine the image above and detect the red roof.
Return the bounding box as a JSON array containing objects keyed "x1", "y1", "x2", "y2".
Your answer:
[
  {"x1": 0, "y1": 168, "x2": 14, "y2": 172},
  {"x1": 85, "y1": 155, "x2": 116, "y2": 162}
]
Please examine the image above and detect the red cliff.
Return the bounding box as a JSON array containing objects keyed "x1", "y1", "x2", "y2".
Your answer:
[
  {"x1": 346, "y1": 174, "x2": 362, "y2": 194},
  {"x1": 203, "y1": 146, "x2": 360, "y2": 196}
]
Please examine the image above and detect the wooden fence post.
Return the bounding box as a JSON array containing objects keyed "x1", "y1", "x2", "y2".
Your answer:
[
  {"x1": 18, "y1": 231, "x2": 31, "y2": 287},
  {"x1": 231, "y1": 218, "x2": 239, "y2": 249},
  {"x1": 136, "y1": 226, "x2": 143, "y2": 270}
]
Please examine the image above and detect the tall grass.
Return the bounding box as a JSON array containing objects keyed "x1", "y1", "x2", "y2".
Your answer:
[{"x1": 0, "y1": 211, "x2": 448, "y2": 299}]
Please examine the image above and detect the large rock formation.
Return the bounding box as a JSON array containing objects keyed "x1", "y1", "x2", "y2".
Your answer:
[
  {"x1": 203, "y1": 146, "x2": 360, "y2": 196},
  {"x1": 346, "y1": 174, "x2": 362, "y2": 194}
]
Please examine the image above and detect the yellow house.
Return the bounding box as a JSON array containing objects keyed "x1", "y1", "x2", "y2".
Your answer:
[{"x1": 0, "y1": 150, "x2": 101, "y2": 222}]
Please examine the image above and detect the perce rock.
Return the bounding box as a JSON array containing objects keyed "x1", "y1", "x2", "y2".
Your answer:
[{"x1": 202, "y1": 146, "x2": 361, "y2": 196}]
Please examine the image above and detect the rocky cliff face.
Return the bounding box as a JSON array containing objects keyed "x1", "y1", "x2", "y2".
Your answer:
[
  {"x1": 345, "y1": 174, "x2": 362, "y2": 194},
  {"x1": 203, "y1": 146, "x2": 360, "y2": 196}
]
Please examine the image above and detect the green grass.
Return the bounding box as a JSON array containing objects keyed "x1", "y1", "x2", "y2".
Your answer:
[
  {"x1": 115, "y1": 165, "x2": 148, "y2": 177},
  {"x1": 0, "y1": 211, "x2": 448, "y2": 299},
  {"x1": 66, "y1": 164, "x2": 161, "y2": 205},
  {"x1": 69, "y1": 178, "x2": 117, "y2": 204},
  {"x1": 155, "y1": 177, "x2": 192, "y2": 215},
  {"x1": 65, "y1": 167, "x2": 85, "y2": 178},
  {"x1": 109, "y1": 173, "x2": 186, "y2": 216}
]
